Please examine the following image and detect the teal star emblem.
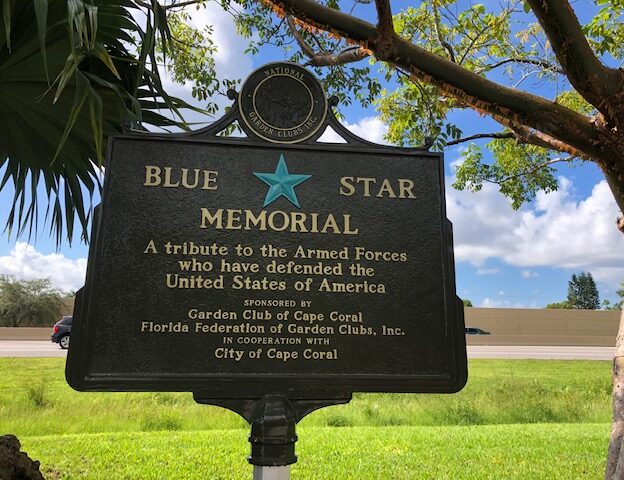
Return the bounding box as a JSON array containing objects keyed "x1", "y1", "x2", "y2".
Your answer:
[{"x1": 253, "y1": 154, "x2": 312, "y2": 208}]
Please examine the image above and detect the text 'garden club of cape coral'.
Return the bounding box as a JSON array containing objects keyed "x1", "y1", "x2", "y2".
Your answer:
[{"x1": 142, "y1": 154, "x2": 419, "y2": 235}]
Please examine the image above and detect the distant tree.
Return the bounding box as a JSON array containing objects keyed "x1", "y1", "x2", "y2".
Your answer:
[
  {"x1": 604, "y1": 283, "x2": 624, "y2": 310},
  {"x1": 0, "y1": 277, "x2": 63, "y2": 327},
  {"x1": 546, "y1": 301, "x2": 572, "y2": 309},
  {"x1": 462, "y1": 299, "x2": 473, "y2": 307},
  {"x1": 567, "y1": 272, "x2": 600, "y2": 310},
  {"x1": 604, "y1": 301, "x2": 622, "y2": 311}
]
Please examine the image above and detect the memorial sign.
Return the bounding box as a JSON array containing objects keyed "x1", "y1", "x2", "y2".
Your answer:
[
  {"x1": 67, "y1": 62, "x2": 466, "y2": 398},
  {"x1": 66, "y1": 63, "x2": 466, "y2": 470}
]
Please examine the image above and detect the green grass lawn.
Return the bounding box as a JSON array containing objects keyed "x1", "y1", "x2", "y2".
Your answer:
[
  {"x1": 21, "y1": 424, "x2": 608, "y2": 479},
  {"x1": 0, "y1": 358, "x2": 613, "y2": 478},
  {"x1": 0, "y1": 358, "x2": 612, "y2": 435}
]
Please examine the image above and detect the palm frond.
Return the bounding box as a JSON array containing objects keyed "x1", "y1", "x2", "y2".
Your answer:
[{"x1": 0, "y1": 0, "x2": 207, "y2": 246}]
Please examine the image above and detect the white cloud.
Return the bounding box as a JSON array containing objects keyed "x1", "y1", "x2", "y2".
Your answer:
[
  {"x1": 318, "y1": 116, "x2": 389, "y2": 145},
  {"x1": 0, "y1": 243, "x2": 86, "y2": 292},
  {"x1": 449, "y1": 146, "x2": 470, "y2": 170},
  {"x1": 187, "y1": 4, "x2": 254, "y2": 86},
  {"x1": 521, "y1": 270, "x2": 539, "y2": 278},
  {"x1": 480, "y1": 297, "x2": 534, "y2": 308},
  {"x1": 447, "y1": 177, "x2": 624, "y2": 288},
  {"x1": 481, "y1": 297, "x2": 510, "y2": 308},
  {"x1": 321, "y1": 119, "x2": 620, "y2": 294},
  {"x1": 316, "y1": 126, "x2": 347, "y2": 143},
  {"x1": 136, "y1": 3, "x2": 255, "y2": 127},
  {"x1": 475, "y1": 267, "x2": 500, "y2": 275},
  {"x1": 343, "y1": 117, "x2": 389, "y2": 144}
]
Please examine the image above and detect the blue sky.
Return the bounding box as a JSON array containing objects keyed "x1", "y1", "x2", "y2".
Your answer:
[{"x1": 0, "y1": 1, "x2": 623, "y2": 306}]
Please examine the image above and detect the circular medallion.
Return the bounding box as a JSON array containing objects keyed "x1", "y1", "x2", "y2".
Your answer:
[{"x1": 238, "y1": 62, "x2": 328, "y2": 144}]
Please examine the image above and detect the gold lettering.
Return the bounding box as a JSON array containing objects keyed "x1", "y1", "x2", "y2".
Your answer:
[
  {"x1": 199, "y1": 209, "x2": 358, "y2": 235},
  {"x1": 245, "y1": 210, "x2": 267, "y2": 231},
  {"x1": 226, "y1": 209, "x2": 242, "y2": 229},
  {"x1": 143, "y1": 239, "x2": 157, "y2": 254},
  {"x1": 320, "y1": 214, "x2": 340, "y2": 234},
  {"x1": 144, "y1": 166, "x2": 161, "y2": 186},
  {"x1": 202, "y1": 171, "x2": 218, "y2": 190},
  {"x1": 268, "y1": 211, "x2": 289, "y2": 231},
  {"x1": 200, "y1": 208, "x2": 223, "y2": 229},
  {"x1": 357, "y1": 177, "x2": 376, "y2": 197},
  {"x1": 181, "y1": 168, "x2": 200, "y2": 189},
  {"x1": 290, "y1": 212, "x2": 308, "y2": 232},
  {"x1": 163, "y1": 167, "x2": 180, "y2": 187},
  {"x1": 339, "y1": 177, "x2": 356, "y2": 196},
  {"x1": 376, "y1": 179, "x2": 397, "y2": 198},
  {"x1": 398, "y1": 179, "x2": 416, "y2": 199},
  {"x1": 294, "y1": 246, "x2": 350, "y2": 259},
  {"x1": 343, "y1": 215, "x2": 359, "y2": 235},
  {"x1": 310, "y1": 213, "x2": 319, "y2": 233}
]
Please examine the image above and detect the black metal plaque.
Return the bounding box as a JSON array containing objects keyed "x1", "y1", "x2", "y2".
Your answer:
[{"x1": 66, "y1": 63, "x2": 467, "y2": 400}]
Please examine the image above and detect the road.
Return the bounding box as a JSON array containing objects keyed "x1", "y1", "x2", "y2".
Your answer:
[
  {"x1": 467, "y1": 345, "x2": 613, "y2": 360},
  {"x1": 0, "y1": 341, "x2": 67, "y2": 357},
  {"x1": 0, "y1": 341, "x2": 615, "y2": 360}
]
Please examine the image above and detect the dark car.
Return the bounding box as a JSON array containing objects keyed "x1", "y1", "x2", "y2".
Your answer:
[
  {"x1": 51, "y1": 316, "x2": 72, "y2": 349},
  {"x1": 465, "y1": 327, "x2": 490, "y2": 335}
]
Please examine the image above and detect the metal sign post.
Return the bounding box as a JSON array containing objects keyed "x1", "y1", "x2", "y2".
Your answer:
[
  {"x1": 248, "y1": 396, "x2": 296, "y2": 479},
  {"x1": 66, "y1": 62, "x2": 467, "y2": 477},
  {"x1": 253, "y1": 467, "x2": 290, "y2": 480}
]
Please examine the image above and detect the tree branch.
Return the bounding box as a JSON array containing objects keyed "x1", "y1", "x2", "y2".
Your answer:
[
  {"x1": 502, "y1": 121, "x2": 590, "y2": 159},
  {"x1": 476, "y1": 58, "x2": 564, "y2": 75},
  {"x1": 374, "y1": 0, "x2": 394, "y2": 37},
  {"x1": 286, "y1": 16, "x2": 315, "y2": 59},
  {"x1": 457, "y1": 5, "x2": 513, "y2": 65},
  {"x1": 266, "y1": 0, "x2": 624, "y2": 212},
  {"x1": 526, "y1": 0, "x2": 624, "y2": 130},
  {"x1": 135, "y1": 0, "x2": 205, "y2": 10},
  {"x1": 446, "y1": 132, "x2": 514, "y2": 146},
  {"x1": 432, "y1": 3, "x2": 455, "y2": 63},
  {"x1": 266, "y1": 0, "x2": 616, "y2": 165},
  {"x1": 604, "y1": 168, "x2": 624, "y2": 224},
  {"x1": 372, "y1": 0, "x2": 395, "y2": 61},
  {"x1": 164, "y1": 1, "x2": 205, "y2": 10},
  {"x1": 308, "y1": 29, "x2": 329, "y2": 55},
  {"x1": 446, "y1": 120, "x2": 586, "y2": 163},
  {"x1": 286, "y1": 15, "x2": 368, "y2": 66},
  {"x1": 494, "y1": 156, "x2": 578, "y2": 184},
  {"x1": 306, "y1": 47, "x2": 368, "y2": 67}
]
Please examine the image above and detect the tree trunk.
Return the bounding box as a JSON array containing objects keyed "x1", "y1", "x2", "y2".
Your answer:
[{"x1": 606, "y1": 307, "x2": 624, "y2": 479}]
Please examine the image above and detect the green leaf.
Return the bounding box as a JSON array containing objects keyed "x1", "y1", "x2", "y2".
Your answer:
[
  {"x1": 0, "y1": 0, "x2": 211, "y2": 245},
  {"x1": 67, "y1": 0, "x2": 86, "y2": 47},
  {"x1": 64, "y1": 164, "x2": 88, "y2": 240},
  {"x1": 133, "y1": 8, "x2": 154, "y2": 96},
  {"x1": 85, "y1": 4, "x2": 97, "y2": 50},
  {"x1": 523, "y1": 1, "x2": 531, "y2": 13},
  {"x1": 53, "y1": 52, "x2": 84, "y2": 103},
  {"x1": 0, "y1": 159, "x2": 13, "y2": 192},
  {"x1": 2, "y1": 0, "x2": 10, "y2": 53},
  {"x1": 52, "y1": 71, "x2": 90, "y2": 164},
  {"x1": 91, "y1": 44, "x2": 121, "y2": 79},
  {"x1": 87, "y1": 86, "x2": 104, "y2": 164},
  {"x1": 63, "y1": 177, "x2": 75, "y2": 242},
  {"x1": 33, "y1": 0, "x2": 49, "y2": 83},
  {"x1": 153, "y1": 1, "x2": 171, "y2": 59}
]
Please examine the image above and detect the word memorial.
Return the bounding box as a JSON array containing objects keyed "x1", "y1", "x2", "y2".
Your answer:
[{"x1": 66, "y1": 62, "x2": 467, "y2": 476}]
